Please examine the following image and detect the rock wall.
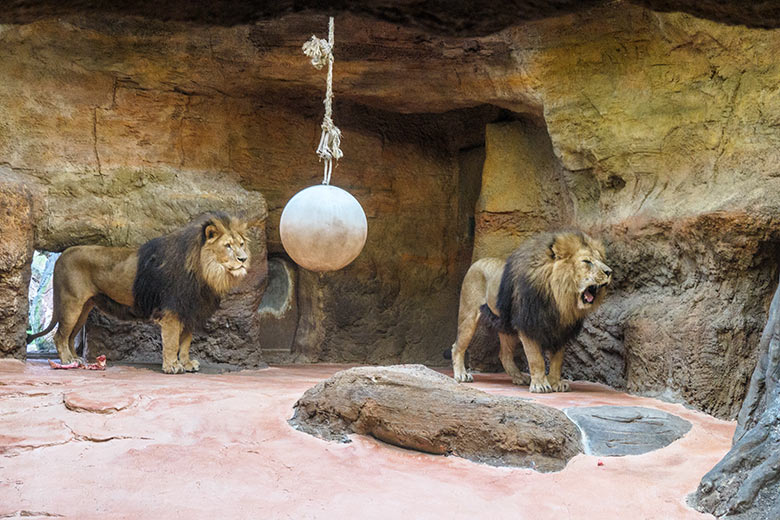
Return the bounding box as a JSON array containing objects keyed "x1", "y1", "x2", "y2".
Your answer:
[
  {"x1": 0, "y1": 15, "x2": 500, "y2": 367},
  {"x1": 461, "y1": 6, "x2": 780, "y2": 418},
  {"x1": 0, "y1": 3, "x2": 779, "y2": 417},
  {"x1": 0, "y1": 173, "x2": 34, "y2": 360}
]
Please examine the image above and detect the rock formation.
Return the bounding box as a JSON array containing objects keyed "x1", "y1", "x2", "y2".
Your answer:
[
  {"x1": 0, "y1": 174, "x2": 34, "y2": 360},
  {"x1": 693, "y1": 275, "x2": 780, "y2": 519},
  {"x1": 289, "y1": 365, "x2": 583, "y2": 472}
]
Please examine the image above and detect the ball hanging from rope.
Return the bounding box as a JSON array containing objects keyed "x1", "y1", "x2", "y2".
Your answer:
[
  {"x1": 280, "y1": 16, "x2": 368, "y2": 272},
  {"x1": 280, "y1": 185, "x2": 367, "y2": 272}
]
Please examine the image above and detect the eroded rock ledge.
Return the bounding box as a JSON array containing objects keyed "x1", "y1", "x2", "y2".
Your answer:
[{"x1": 289, "y1": 365, "x2": 583, "y2": 472}]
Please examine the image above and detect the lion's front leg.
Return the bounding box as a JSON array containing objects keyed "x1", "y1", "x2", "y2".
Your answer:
[
  {"x1": 178, "y1": 329, "x2": 199, "y2": 372},
  {"x1": 546, "y1": 347, "x2": 570, "y2": 392},
  {"x1": 159, "y1": 312, "x2": 184, "y2": 374},
  {"x1": 519, "y1": 333, "x2": 551, "y2": 393}
]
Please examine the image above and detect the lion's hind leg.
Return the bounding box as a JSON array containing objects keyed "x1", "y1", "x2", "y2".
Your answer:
[
  {"x1": 498, "y1": 332, "x2": 530, "y2": 386},
  {"x1": 178, "y1": 329, "x2": 199, "y2": 372},
  {"x1": 547, "y1": 348, "x2": 570, "y2": 392},
  {"x1": 53, "y1": 296, "x2": 91, "y2": 364},
  {"x1": 66, "y1": 301, "x2": 94, "y2": 363},
  {"x1": 159, "y1": 312, "x2": 185, "y2": 374},
  {"x1": 452, "y1": 309, "x2": 479, "y2": 382}
]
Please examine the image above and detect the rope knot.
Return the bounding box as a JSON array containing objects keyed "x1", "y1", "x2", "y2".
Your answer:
[
  {"x1": 302, "y1": 36, "x2": 332, "y2": 70},
  {"x1": 303, "y1": 17, "x2": 342, "y2": 185}
]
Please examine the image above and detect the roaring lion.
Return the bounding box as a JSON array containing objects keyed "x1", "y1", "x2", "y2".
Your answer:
[
  {"x1": 451, "y1": 231, "x2": 611, "y2": 393},
  {"x1": 26, "y1": 212, "x2": 250, "y2": 373}
]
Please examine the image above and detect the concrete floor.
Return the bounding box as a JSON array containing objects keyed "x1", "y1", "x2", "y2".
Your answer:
[{"x1": 0, "y1": 360, "x2": 732, "y2": 519}]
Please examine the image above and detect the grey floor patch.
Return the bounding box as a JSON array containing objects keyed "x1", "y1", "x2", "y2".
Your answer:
[{"x1": 564, "y1": 406, "x2": 692, "y2": 456}]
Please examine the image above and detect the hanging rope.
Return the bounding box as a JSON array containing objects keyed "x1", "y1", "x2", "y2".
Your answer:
[{"x1": 302, "y1": 17, "x2": 342, "y2": 185}]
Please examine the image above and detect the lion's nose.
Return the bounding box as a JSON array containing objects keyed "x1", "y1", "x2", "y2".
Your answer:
[
  {"x1": 604, "y1": 268, "x2": 612, "y2": 277},
  {"x1": 237, "y1": 255, "x2": 248, "y2": 263}
]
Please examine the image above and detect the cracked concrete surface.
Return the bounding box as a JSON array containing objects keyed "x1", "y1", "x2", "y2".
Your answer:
[{"x1": 0, "y1": 359, "x2": 732, "y2": 519}]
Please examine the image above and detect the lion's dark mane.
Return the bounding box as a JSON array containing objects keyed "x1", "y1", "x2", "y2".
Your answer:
[
  {"x1": 132, "y1": 213, "x2": 231, "y2": 332},
  {"x1": 495, "y1": 233, "x2": 583, "y2": 353}
]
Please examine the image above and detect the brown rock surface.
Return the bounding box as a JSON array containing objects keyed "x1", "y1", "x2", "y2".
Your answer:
[
  {"x1": 290, "y1": 364, "x2": 582, "y2": 472},
  {"x1": 3, "y1": 1, "x2": 779, "y2": 33},
  {"x1": 0, "y1": 174, "x2": 35, "y2": 360}
]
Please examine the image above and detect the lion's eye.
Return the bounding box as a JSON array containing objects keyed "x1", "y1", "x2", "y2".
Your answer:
[
  {"x1": 583, "y1": 260, "x2": 593, "y2": 266},
  {"x1": 226, "y1": 244, "x2": 232, "y2": 250}
]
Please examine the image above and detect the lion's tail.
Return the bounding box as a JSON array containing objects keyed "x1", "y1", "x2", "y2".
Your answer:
[{"x1": 26, "y1": 319, "x2": 58, "y2": 344}]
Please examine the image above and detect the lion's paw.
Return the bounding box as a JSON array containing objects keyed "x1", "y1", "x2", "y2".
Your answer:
[
  {"x1": 529, "y1": 378, "x2": 553, "y2": 393},
  {"x1": 163, "y1": 361, "x2": 185, "y2": 374},
  {"x1": 511, "y1": 374, "x2": 531, "y2": 386},
  {"x1": 549, "y1": 379, "x2": 571, "y2": 392},
  {"x1": 454, "y1": 372, "x2": 474, "y2": 383},
  {"x1": 59, "y1": 354, "x2": 83, "y2": 365},
  {"x1": 183, "y1": 359, "x2": 200, "y2": 372}
]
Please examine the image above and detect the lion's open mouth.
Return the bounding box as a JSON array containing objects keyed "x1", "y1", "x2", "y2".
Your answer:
[
  {"x1": 581, "y1": 283, "x2": 609, "y2": 305},
  {"x1": 581, "y1": 285, "x2": 598, "y2": 304}
]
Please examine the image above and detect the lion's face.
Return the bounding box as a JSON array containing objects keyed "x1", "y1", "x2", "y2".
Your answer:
[
  {"x1": 551, "y1": 232, "x2": 612, "y2": 313},
  {"x1": 200, "y1": 216, "x2": 250, "y2": 294},
  {"x1": 572, "y1": 247, "x2": 612, "y2": 311}
]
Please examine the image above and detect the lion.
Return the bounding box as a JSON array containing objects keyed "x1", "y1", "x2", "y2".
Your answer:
[
  {"x1": 451, "y1": 230, "x2": 611, "y2": 393},
  {"x1": 26, "y1": 212, "x2": 250, "y2": 374}
]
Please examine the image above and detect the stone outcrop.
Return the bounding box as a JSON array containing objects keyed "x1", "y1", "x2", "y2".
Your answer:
[
  {"x1": 0, "y1": 173, "x2": 34, "y2": 360},
  {"x1": 289, "y1": 365, "x2": 583, "y2": 472},
  {"x1": 693, "y1": 274, "x2": 780, "y2": 519},
  {"x1": 472, "y1": 120, "x2": 574, "y2": 260}
]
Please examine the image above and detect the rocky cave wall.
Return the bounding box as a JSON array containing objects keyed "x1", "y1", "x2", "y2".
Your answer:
[
  {"x1": 0, "y1": 2, "x2": 779, "y2": 418},
  {"x1": 0, "y1": 14, "x2": 502, "y2": 367}
]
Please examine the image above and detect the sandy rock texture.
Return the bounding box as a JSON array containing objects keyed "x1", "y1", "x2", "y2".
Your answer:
[
  {"x1": 0, "y1": 2, "x2": 778, "y2": 419},
  {"x1": 290, "y1": 365, "x2": 583, "y2": 472},
  {"x1": 0, "y1": 173, "x2": 34, "y2": 359}
]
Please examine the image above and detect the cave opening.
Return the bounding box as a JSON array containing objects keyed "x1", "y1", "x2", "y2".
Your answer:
[
  {"x1": 26, "y1": 250, "x2": 61, "y2": 358},
  {"x1": 257, "y1": 254, "x2": 299, "y2": 364}
]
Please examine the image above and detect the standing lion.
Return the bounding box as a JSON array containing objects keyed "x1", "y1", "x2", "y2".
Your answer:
[
  {"x1": 26, "y1": 212, "x2": 250, "y2": 374},
  {"x1": 451, "y1": 231, "x2": 611, "y2": 392}
]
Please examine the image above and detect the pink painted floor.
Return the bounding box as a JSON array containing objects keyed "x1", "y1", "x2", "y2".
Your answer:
[{"x1": 0, "y1": 360, "x2": 732, "y2": 520}]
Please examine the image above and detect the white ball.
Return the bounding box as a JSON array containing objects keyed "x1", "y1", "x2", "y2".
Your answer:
[{"x1": 280, "y1": 184, "x2": 368, "y2": 272}]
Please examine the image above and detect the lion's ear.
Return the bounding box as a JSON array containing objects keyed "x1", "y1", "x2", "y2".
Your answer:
[
  {"x1": 203, "y1": 223, "x2": 220, "y2": 243},
  {"x1": 551, "y1": 234, "x2": 579, "y2": 260}
]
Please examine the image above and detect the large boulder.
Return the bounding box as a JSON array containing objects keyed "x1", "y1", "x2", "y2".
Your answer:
[{"x1": 289, "y1": 364, "x2": 583, "y2": 472}]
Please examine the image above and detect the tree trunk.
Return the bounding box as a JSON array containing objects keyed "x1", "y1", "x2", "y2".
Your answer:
[{"x1": 693, "y1": 273, "x2": 780, "y2": 519}]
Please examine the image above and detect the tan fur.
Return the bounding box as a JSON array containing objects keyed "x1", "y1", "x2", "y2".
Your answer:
[
  {"x1": 28, "y1": 217, "x2": 250, "y2": 373},
  {"x1": 451, "y1": 231, "x2": 611, "y2": 392}
]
